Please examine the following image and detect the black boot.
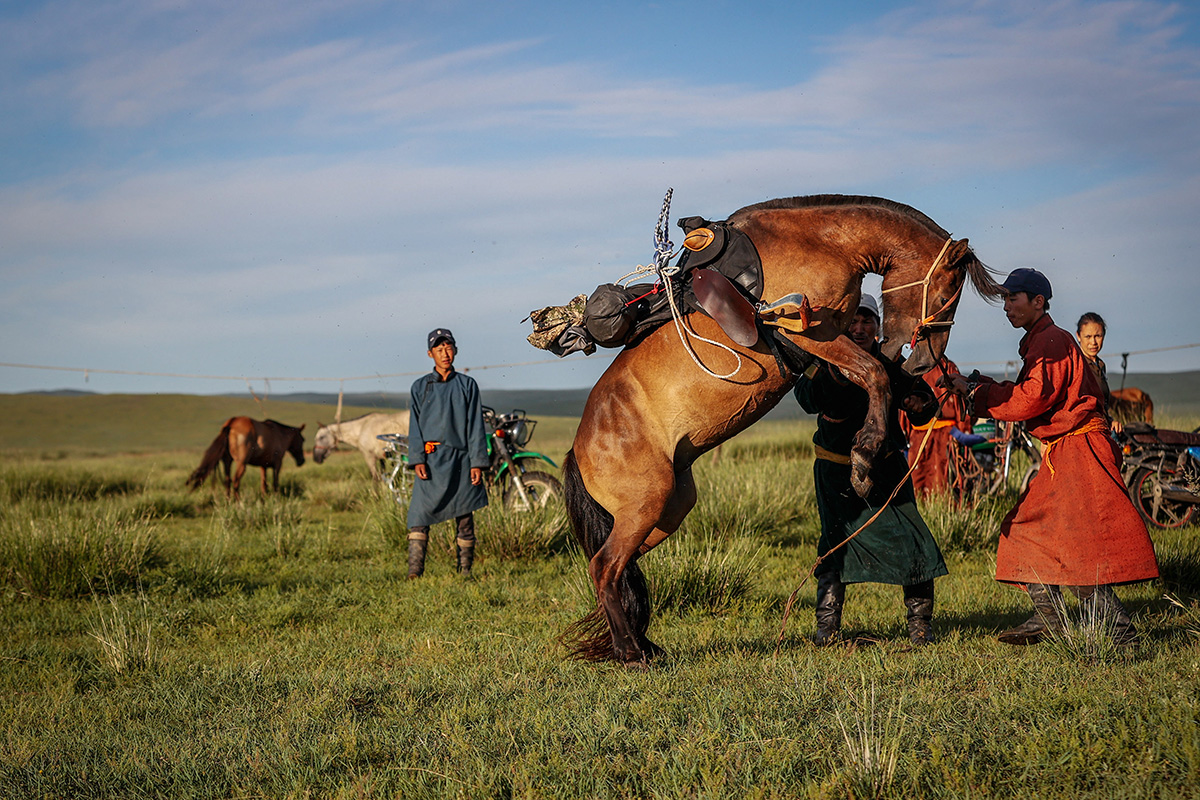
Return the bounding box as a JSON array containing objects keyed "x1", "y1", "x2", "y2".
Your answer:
[
  {"x1": 1075, "y1": 585, "x2": 1137, "y2": 646},
  {"x1": 998, "y1": 583, "x2": 1065, "y2": 645},
  {"x1": 903, "y1": 579, "x2": 935, "y2": 647},
  {"x1": 814, "y1": 571, "x2": 845, "y2": 646},
  {"x1": 456, "y1": 537, "x2": 475, "y2": 577},
  {"x1": 407, "y1": 533, "x2": 428, "y2": 579}
]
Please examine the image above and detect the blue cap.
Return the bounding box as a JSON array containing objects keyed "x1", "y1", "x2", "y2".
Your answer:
[
  {"x1": 1001, "y1": 268, "x2": 1052, "y2": 301},
  {"x1": 427, "y1": 328, "x2": 456, "y2": 349}
]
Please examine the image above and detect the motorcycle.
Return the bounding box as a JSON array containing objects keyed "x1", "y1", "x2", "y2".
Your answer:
[
  {"x1": 947, "y1": 418, "x2": 1042, "y2": 504},
  {"x1": 376, "y1": 406, "x2": 562, "y2": 512},
  {"x1": 1117, "y1": 422, "x2": 1200, "y2": 530}
]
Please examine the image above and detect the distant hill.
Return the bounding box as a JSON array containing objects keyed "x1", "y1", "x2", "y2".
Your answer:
[
  {"x1": 25, "y1": 370, "x2": 1200, "y2": 419},
  {"x1": 249, "y1": 388, "x2": 595, "y2": 418},
  {"x1": 10, "y1": 369, "x2": 1197, "y2": 454}
]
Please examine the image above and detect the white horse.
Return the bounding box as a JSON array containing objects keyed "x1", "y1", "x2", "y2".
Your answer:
[{"x1": 312, "y1": 412, "x2": 410, "y2": 479}]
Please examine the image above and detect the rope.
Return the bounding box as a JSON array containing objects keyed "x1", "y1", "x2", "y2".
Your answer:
[
  {"x1": 639, "y1": 188, "x2": 744, "y2": 381},
  {"x1": 0, "y1": 355, "x2": 616, "y2": 384}
]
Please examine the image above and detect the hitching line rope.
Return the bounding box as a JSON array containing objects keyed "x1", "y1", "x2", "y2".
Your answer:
[{"x1": 0, "y1": 356, "x2": 616, "y2": 384}]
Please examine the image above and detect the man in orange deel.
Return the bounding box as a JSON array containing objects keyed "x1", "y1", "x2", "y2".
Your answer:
[{"x1": 945, "y1": 268, "x2": 1158, "y2": 646}]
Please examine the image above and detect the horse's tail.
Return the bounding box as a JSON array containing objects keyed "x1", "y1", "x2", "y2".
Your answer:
[
  {"x1": 186, "y1": 420, "x2": 233, "y2": 490},
  {"x1": 1142, "y1": 393, "x2": 1154, "y2": 424},
  {"x1": 559, "y1": 449, "x2": 652, "y2": 662}
]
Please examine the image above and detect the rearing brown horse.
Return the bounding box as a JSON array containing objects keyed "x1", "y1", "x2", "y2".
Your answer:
[
  {"x1": 563, "y1": 195, "x2": 1003, "y2": 665},
  {"x1": 186, "y1": 417, "x2": 306, "y2": 498}
]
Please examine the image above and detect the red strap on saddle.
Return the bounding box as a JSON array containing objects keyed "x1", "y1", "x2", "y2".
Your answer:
[{"x1": 625, "y1": 283, "x2": 662, "y2": 306}]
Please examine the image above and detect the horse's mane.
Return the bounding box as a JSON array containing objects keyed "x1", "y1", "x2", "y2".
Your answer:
[
  {"x1": 730, "y1": 194, "x2": 949, "y2": 237},
  {"x1": 265, "y1": 418, "x2": 302, "y2": 431},
  {"x1": 728, "y1": 194, "x2": 1005, "y2": 301},
  {"x1": 323, "y1": 410, "x2": 406, "y2": 427},
  {"x1": 325, "y1": 413, "x2": 372, "y2": 426}
]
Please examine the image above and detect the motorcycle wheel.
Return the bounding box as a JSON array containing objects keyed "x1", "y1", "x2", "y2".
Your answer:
[
  {"x1": 502, "y1": 471, "x2": 563, "y2": 512},
  {"x1": 1129, "y1": 467, "x2": 1197, "y2": 530},
  {"x1": 1018, "y1": 464, "x2": 1039, "y2": 496}
]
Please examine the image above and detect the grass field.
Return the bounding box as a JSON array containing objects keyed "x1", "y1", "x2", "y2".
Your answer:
[{"x1": 1, "y1": 394, "x2": 1199, "y2": 799}]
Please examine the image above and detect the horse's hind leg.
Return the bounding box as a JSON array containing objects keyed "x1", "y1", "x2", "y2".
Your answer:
[
  {"x1": 231, "y1": 460, "x2": 247, "y2": 499},
  {"x1": 638, "y1": 467, "x2": 698, "y2": 556},
  {"x1": 590, "y1": 506, "x2": 665, "y2": 665},
  {"x1": 583, "y1": 455, "x2": 677, "y2": 665}
]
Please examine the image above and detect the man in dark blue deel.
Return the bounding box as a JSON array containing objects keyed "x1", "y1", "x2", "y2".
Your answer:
[{"x1": 406, "y1": 328, "x2": 490, "y2": 578}]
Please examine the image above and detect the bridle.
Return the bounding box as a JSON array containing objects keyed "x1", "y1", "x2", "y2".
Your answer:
[{"x1": 879, "y1": 236, "x2": 964, "y2": 354}]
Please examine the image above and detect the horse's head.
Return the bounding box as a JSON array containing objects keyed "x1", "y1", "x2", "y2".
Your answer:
[
  {"x1": 289, "y1": 424, "x2": 306, "y2": 467},
  {"x1": 879, "y1": 238, "x2": 1003, "y2": 374},
  {"x1": 312, "y1": 422, "x2": 336, "y2": 464}
]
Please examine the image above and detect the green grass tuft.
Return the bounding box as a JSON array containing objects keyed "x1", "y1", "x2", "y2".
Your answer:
[
  {"x1": 0, "y1": 502, "x2": 162, "y2": 599},
  {"x1": 648, "y1": 534, "x2": 761, "y2": 615}
]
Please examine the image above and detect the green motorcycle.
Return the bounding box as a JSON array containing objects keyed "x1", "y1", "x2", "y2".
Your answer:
[{"x1": 377, "y1": 406, "x2": 561, "y2": 511}]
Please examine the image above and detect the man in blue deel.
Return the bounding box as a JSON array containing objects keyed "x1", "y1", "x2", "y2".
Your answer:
[{"x1": 406, "y1": 328, "x2": 490, "y2": 578}]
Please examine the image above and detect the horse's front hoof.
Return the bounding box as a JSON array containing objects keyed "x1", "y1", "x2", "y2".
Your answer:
[{"x1": 850, "y1": 452, "x2": 875, "y2": 498}]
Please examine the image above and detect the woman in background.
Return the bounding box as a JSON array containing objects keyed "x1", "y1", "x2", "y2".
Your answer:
[{"x1": 1076, "y1": 312, "x2": 1118, "y2": 430}]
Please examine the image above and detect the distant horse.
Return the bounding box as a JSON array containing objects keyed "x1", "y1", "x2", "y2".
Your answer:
[
  {"x1": 563, "y1": 194, "x2": 1003, "y2": 665},
  {"x1": 186, "y1": 417, "x2": 306, "y2": 497},
  {"x1": 312, "y1": 411, "x2": 411, "y2": 479},
  {"x1": 1110, "y1": 387, "x2": 1154, "y2": 425}
]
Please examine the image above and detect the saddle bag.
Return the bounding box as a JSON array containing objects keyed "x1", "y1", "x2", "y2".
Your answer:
[{"x1": 583, "y1": 283, "x2": 639, "y2": 347}]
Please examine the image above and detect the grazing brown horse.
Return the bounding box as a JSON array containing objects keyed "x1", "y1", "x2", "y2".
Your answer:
[
  {"x1": 186, "y1": 417, "x2": 306, "y2": 497},
  {"x1": 563, "y1": 195, "x2": 1004, "y2": 665},
  {"x1": 1110, "y1": 387, "x2": 1154, "y2": 425}
]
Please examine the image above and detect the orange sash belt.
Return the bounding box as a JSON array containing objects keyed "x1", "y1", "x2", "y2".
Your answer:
[
  {"x1": 909, "y1": 419, "x2": 956, "y2": 432},
  {"x1": 1040, "y1": 417, "x2": 1110, "y2": 476},
  {"x1": 424, "y1": 440, "x2": 442, "y2": 455},
  {"x1": 814, "y1": 444, "x2": 852, "y2": 465}
]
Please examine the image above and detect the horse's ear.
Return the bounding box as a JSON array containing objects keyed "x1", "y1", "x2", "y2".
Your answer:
[
  {"x1": 947, "y1": 238, "x2": 971, "y2": 267},
  {"x1": 299, "y1": 424, "x2": 305, "y2": 431}
]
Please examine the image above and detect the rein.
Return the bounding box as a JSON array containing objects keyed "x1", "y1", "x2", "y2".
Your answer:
[{"x1": 880, "y1": 237, "x2": 962, "y2": 351}]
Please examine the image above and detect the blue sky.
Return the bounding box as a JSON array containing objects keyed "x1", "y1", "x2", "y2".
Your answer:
[{"x1": 3, "y1": 0, "x2": 1199, "y2": 398}]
